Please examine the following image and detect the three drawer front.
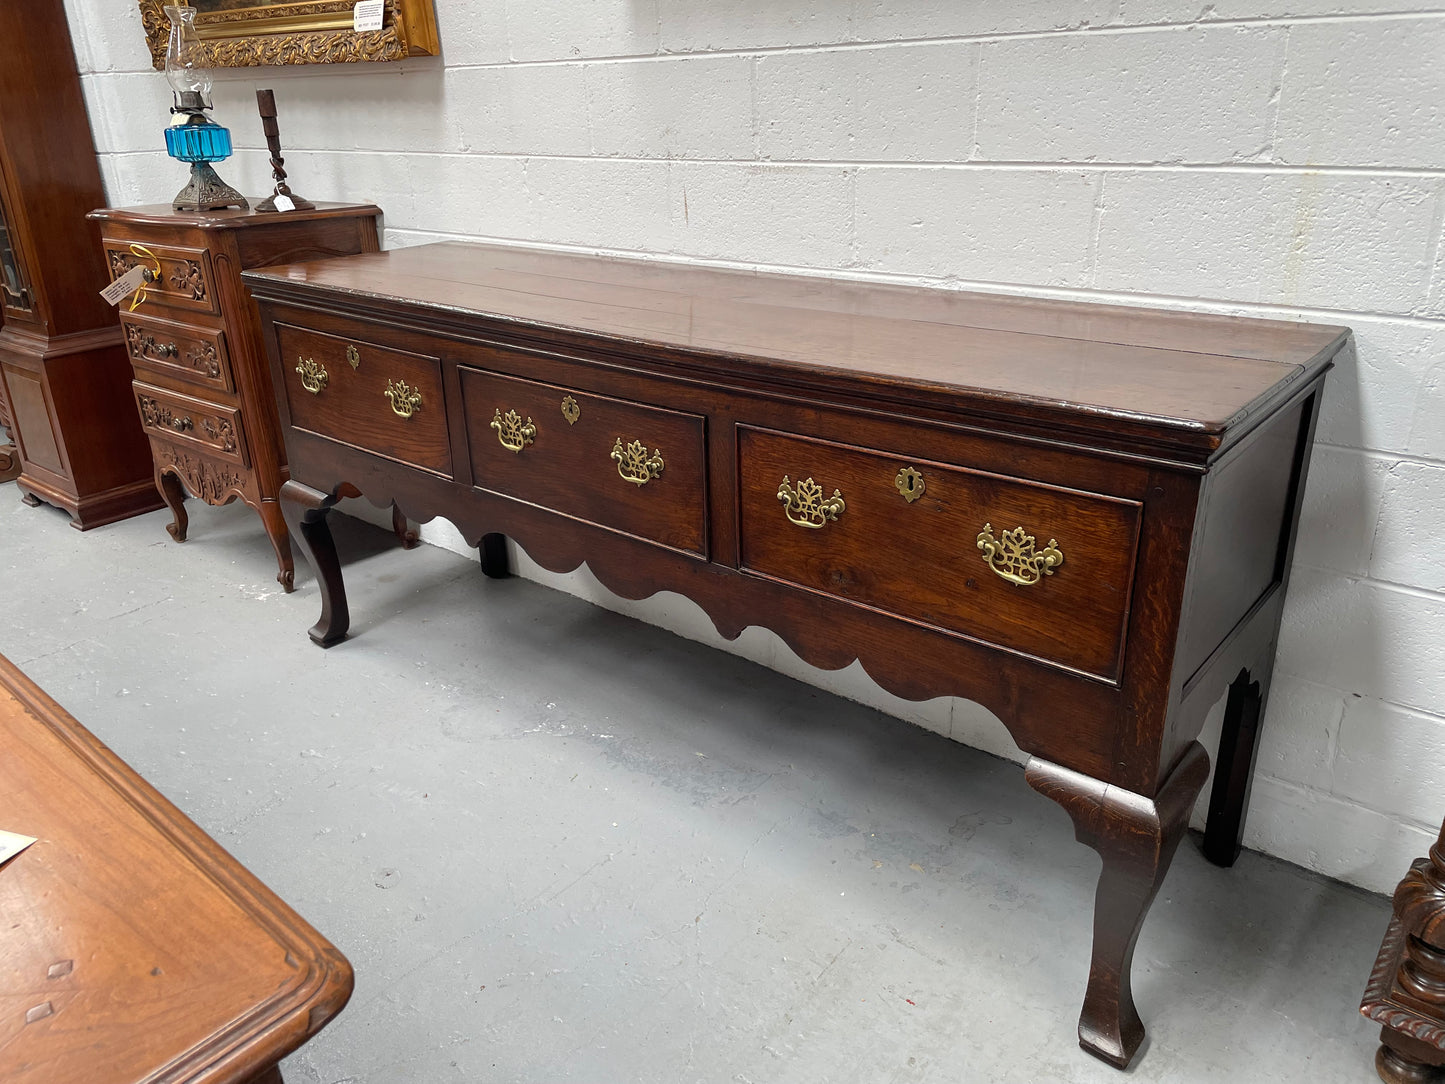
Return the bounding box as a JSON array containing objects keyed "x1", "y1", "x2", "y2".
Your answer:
[
  {"x1": 134, "y1": 382, "x2": 249, "y2": 467},
  {"x1": 103, "y1": 241, "x2": 218, "y2": 316},
  {"x1": 121, "y1": 312, "x2": 233, "y2": 394},
  {"x1": 737, "y1": 427, "x2": 1141, "y2": 680},
  {"x1": 276, "y1": 324, "x2": 452, "y2": 477},
  {"x1": 460, "y1": 367, "x2": 707, "y2": 558}
]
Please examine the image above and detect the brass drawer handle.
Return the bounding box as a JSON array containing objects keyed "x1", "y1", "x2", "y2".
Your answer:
[
  {"x1": 612, "y1": 438, "x2": 663, "y2": 486},
  {"x1": 384, "y1": 379, "x2": 423, "y2": 419},
  {"x1": 977, "y1": 523, "x2": 1064, "y2": 586},
  {"x1": 170, "y1": 415, "x2": 194, "y2": 432},
  {"x1": 296, "y1": 357, "x2": 328, "y2": 394},
  {"x1": 491, "y1": 408, "x2": 535, "y2": 452},
  {"x1": 777, "y1": 475, "x2": 845, "y2": 529}
]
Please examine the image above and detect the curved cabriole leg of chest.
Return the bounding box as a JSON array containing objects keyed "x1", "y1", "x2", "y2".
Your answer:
[
  {"x1": 1026, "y1": 742, "x2": 1211, "y2": 1068},
  {"x1": 391, "y1": 504, "x2": 421, "y2": 550},
  {"x1": 281, "y1": 480, "x2": 349, "y2": 647},
  {"x1": 258, "y1": 498, "x2": 296, "y2": 593},
  {"x1": 156, "y1": 466, "x2": 189, "y2": 543}
]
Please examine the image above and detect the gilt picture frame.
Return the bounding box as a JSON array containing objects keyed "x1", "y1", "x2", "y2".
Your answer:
[{"x1": 138, "y1": 0, "x2": 440, "y2": 68}]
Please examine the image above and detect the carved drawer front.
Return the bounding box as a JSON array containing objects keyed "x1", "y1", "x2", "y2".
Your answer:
[
  {"x1": 276, "y1": 323, "x2": 452, "y2": 477},
  {"x1": 460, "y1": 366, "x2": 707, "y2": 558},
  {"x1": 103, "y1": 240, "x2": 218, "y2": 316},
  {"x1": 736, "y1": 427, "x2": 1142, "y2": 680},
  {"x1": 120, "y1": 311, "x2": 233, "y2": 394},
  {"x1": 133, "y1": 382, "x2": 249, "y2": 468}
]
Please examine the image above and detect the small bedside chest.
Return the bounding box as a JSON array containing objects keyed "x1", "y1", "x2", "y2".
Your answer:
[{"x1": 88, "y1": 203, "x2": 381, "y2": 591}]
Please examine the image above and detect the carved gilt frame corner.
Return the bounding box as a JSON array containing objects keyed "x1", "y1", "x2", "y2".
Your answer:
[{"x1": 138, "y1": 0, "x2": 439, "y2": 68}]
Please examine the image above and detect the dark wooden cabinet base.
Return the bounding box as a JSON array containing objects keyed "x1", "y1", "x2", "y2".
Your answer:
[{"x1": 248, "y1": 240, "x2": 1349, "y2": 1069}]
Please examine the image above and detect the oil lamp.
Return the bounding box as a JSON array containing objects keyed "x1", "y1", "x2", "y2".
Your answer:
[{"x1": 162, "y1": 4, "x2": 247, "y2": 211}]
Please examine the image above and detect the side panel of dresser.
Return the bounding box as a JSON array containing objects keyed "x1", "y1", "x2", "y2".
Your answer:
[{"x1": 93, "y1": 211, "x2": 379, "y2": 588}]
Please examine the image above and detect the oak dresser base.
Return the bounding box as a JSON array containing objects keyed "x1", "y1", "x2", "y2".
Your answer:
[{"x1": 248, "y1": 241, "x2": 1350, "y2": 1069}]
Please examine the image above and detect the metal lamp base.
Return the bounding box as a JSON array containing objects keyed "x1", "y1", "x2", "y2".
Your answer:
[
  {"x1": 172, "y1": 161, "x2": 248, "y2": 212},
  {"x1": 255, "y1": 188, "x2": 315, "y2": 213}
]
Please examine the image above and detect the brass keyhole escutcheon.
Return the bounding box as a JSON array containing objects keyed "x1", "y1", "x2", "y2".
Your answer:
[
  {"x1": 895, "y1": 466, "x2": 924, "y2": 503},
  {"x1": 346, "y1": 344, "x2": 360, "y2": 370},
  {"x1": 491, "y1": 408, "x2": 536, "y2": 452},
  {"x1": 384, "y1": 379, "x2": 423, "y2": 419},
  {"x1": 778, "y1": 475, "x2": 845, "y2": 529},
  {"x1": 561, "y1": 395, "x2": 580, "y2": 425},
  {"x1": 296, "y1": 357, "x2": 329, "y2": 394}
]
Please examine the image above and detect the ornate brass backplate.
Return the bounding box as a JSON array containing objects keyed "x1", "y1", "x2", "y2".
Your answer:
[
  {"x1": 138, "y1": 0, "x2": 440, "y2": 68},
  {"x1": 383, "y1": 378, "x2": 422, "y2": 419},
  {"x1": 491, "y1": 408, "x2": 536, "y2": 453},
  {"x1": 976, "y1": 523, "x2": 1064, "y2": 586},
  {"x1": 611, "y1": 438, "x2": 664, "y2": 486},
  {"x1": 346, "y1": 344, "x2": 360, "y2": 370},
  {"x1": 895, "y1": 466, "x2": 925, "y2": 503},
  {"x1": 778, "y1": 476, "x2": 845, "y2": 529},
  {"x1": 295, "y1": 357, "x2": 328, "y2": 394},
  {"x1": 561, "y1": 396, "x2": 581, "y2": 425}
]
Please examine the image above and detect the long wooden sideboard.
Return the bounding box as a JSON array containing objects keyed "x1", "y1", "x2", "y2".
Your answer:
[{"x1": 244, "y1": 241, "x2": 1349, "y2": 1069}]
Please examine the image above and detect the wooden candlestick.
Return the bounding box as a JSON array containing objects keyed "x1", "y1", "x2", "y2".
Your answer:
[{"x1": 254, "y1": 88, "x2": 314, "y2": 213}]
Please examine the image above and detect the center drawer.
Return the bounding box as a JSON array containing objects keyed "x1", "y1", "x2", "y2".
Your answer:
[
  {"x1": 275, "y1": 323, "x2": 452, "y2": 477},
  {"x1": 737, "y1": 427, "x2": 1142, "y2": 680},
  {"x1": 460, "y1": 367, "x2": 707, "y2": 558}
]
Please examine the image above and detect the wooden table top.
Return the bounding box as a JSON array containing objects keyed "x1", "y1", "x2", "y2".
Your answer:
[
  {"x1": 247, "y1": 240, "x2": 1348, "y2": 440},
  {"x1": 0, "y1": 654, "x2": 350, "y2": 1084}
]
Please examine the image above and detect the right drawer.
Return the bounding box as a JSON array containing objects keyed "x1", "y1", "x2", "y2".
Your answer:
[{"x1": 737, "y1": 426, "x2": 1142, "y2": 680}]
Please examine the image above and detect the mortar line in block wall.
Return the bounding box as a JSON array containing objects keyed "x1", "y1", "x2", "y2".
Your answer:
[
  {"x1": 176, "y1": 146, "x2": 1445, "y2": 182},
  {"x1": 373, "y1": 225, "x2": 1445, "y2": 329},
  {"x1": 79, "y1": 7, "x2": 1445, "y2": 80},
  {"x1": 1254, "y1": 772, "x2": 1445, "y2": 839},
  {"x1": 413, "y1": 8, "x2": 1445, "y2": 73}
]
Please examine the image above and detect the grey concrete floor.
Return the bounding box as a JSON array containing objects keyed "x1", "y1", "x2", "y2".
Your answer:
[{"x1": 1, "y1": 489, "x2": 1394, "y2": 1084}]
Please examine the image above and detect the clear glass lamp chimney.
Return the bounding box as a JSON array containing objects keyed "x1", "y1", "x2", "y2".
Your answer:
[{"x1": 164, "y1": 4, "x2": 212, "y2": 112}]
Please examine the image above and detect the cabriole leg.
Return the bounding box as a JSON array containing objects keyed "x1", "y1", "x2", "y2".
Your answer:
[
  {"x1": 157, "y1": 469, "x2": 189, "y2": 543},
  {"x1": 281, "y1": 480, "x2": 349, "y2": 647},
  {"x1": 258, "y1": 498, "x2": 295, "y2": 593},
  {"x1": 1026, "y1": 743, "x2": 1211, "y2": 1068},
  {"x1": 392, "y1": 505, "x2": 420, "y2": 549}
]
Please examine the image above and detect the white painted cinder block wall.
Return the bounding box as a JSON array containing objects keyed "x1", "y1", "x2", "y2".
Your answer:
[{"x1": 62, "y1": 0, "x2": 1445, "y2": 894}]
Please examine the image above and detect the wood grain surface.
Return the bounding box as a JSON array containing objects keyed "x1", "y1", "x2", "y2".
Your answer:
[{"x1": 0, "y1": 653, "x2": 351, "y2": 1084}]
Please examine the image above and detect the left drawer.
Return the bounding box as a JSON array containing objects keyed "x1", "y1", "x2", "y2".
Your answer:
[
  {"x1": 121, "y1": 312, "x2": 233, "y2": 394},
  {"x1": 134, "y1": 382, "x2": 249, "y2": 467},
  {"x1": 103, "y1": 241, "x2": 218, "y2": 316},
  {"x1": 275, "y1": 323, "x2": 452, "y2": 477}
]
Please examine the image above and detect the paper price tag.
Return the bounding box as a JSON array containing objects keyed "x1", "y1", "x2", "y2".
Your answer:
[
  {"x1": 100, "y1": 264, "x2": 147, "y2": 307},
  {"x1": 353, "y1": 0, "x2": 384, "y2": 32},
  {"x1": 0, "y1": 829, "x2": 37, "y2": 865},
  {"x1": 273, "y1": 193, "x2": 296, "y2": 213}
]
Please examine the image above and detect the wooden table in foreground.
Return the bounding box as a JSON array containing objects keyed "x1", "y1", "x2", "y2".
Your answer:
[
  {"x1": 0, "y1": 654, "x2": 350, "y2": 1083},
  {"x1": 245, "y1": 241, "x2": 1351, "y2": 1069}
]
